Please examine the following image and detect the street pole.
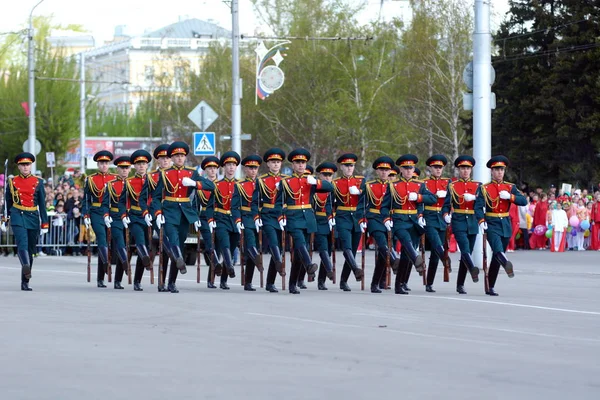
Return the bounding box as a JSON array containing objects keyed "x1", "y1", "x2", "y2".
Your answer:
[
  {"x1": 473, "y1": 0, "x2": 492, "y2": 268},
  {"x1": 28, "y1": 0, "x2": 45, "y2": 173},
  {"x1": 80, "y1": 52, "x2": 86, "y2": 173},
  {"x1": 231, "y1": 0, "x2": 242, "y2": 178}
]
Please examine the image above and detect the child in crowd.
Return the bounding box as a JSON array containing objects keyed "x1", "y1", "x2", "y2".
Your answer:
[
  {"x1": 551, "y1": 202, "x2": 568, "y2": 252},
  {"x1": 576, "y1": 199, "x2": 589, "y2": 251}
]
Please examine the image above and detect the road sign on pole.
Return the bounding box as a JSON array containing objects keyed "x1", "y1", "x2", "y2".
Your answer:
[
  {"x1": 193, "y1": 132, "x2": 216, "y2": 156},
  {"x1": 188, "y1": 101, "x2": 218, "y2": 131}
]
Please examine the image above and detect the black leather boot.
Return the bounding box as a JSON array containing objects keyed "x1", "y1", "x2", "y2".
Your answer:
[
  {"x1": 404, "y1": 244, "x2": 425, "y2": 273},
  {"x1": 167, "y1": 283, "x2": 179, "y2": 293},
  {"x1": 297, "y1": 280, "x2": 307, "y2": 289},
  {"x1": 134, "y1": 281, "x2": 143, "y2": 291},
  {"x1": 402, "y1": 283, "x2": 411, "y2": 292},
  {"x1": 298, "y1": 245, "x2": 318, "y2": 275},
  {"x1": 247, "y1": 246, "x2": 263, "y2": 272},
  {"x1": 288, "y1": 284, "x2": 300, "y2": 294},
  {"x1": 207, "y1": 280, "x2": 217, "y2": 289},
  {"x1": 158, "y1": 284, "x2": 168, "y2": 292},
  {"x1": 319, "y1": 250, "x2": 335, "y2": 281},
  {"x1": 394, "y1": 275, "x2": 408, "y2": 294},
  {"x1": 317, "y1": 280, "x2": 328, "y2": 290},
  {"x1": 462, "y1": 253, "x2": 480, "y2": 283},
  {"x1": 340, "y1": 281, "x2": 351, "y2": 292},
  {"x1": 116, "y1": 247, "x2": 128, "y2": 265},
  {"x1": 222, "y1": 248, "x2": 236, "y2": 278},
  {"x1": 244, "y1": 283, "x2": 256, "y2": 291},
  {"x1": 21, "y1": 282, "x2": 32, "y2": 291},
  {"x1": 342, "y1": 248, "x2": 363, "y2": 281},
  {"x1": 371, "y1": 284, "x2": 382, "y2": 293},
  {"x1": 97, "y1": 280, "x2": 107, "y2": 288},
  {"x1": 136, "y1": 244, "x2": 151, "y2": 269},
  {"x1": 171, "y1": 246, "x2": 187, "y2": 274},
  {"x1": 434, "y1": 244, "x2": 451, "y2": 273},
  {"x1": 220, "y1": 281, "x2": 230, "y2": 290},
  {"x1": 269, "y1": 246, "x2": 285, "y2": 276},
  {"x1": 425, "y1": 284, "x2": 436, "y2": 293},
  {"x1": 114, "y1": 281, "x2": 124, "y2": 289},
  {"x1": 456, "y1": 285, "x2": 467, "y2": 294},
  {"x1": 17, "y1": 249, "x2": 32, "y2": 280},
  {"x1": 486, "y1": 288, "x2": 499, "y2": 296},
  {"x1": 265, "y1": 283, "x2": 279, "y2": 293},
  {"x1": 383, "y1": 246, "x2": 401, "y2": 275},
  {"x1": 212, "y1": 249, "x2": 223, "y2": 276},
  {"x1": 495, "y1": 252, "x2": 514, "y2": 278}
]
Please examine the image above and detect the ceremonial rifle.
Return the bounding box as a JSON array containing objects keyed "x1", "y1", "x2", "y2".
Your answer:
[
  {"x1": 420, "y1": 234, "x2": 426, "y2": 285},
  {"x1": 148, "y1": 226, "x2": 154, "y2": 284},
  {"x1": 443, "y1": 225, "x2": 451, "y2": 282},
  {"x1": 197, "y1": 228, "x2": 202, "y2": 284},
  {"x1": 158, "y1": 224, "x2": 164, "y2": 287},
  {"x1": 483, "y1": 232, "x2": 489, "y2": 294},
  {"x1": 84, "y1": 186, "x2": 91, "y2": 282},
  {"x1": 240, "y1": 227, "x2": 245, "y2": 286},
  {"x1": 126, "y1": 226, "x2": 132, "y2": 285},
  {"x1": 259, "y1": 229, "x2": 264, "y2": 288},
  {"x1": 360, "y1": 186, "x2": 366, "y2": 291},
  {"x1": 331, "y1": 230, "x2": 336, "y2": 284}
]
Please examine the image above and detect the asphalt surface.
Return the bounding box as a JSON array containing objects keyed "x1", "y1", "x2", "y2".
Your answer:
[{"x1": 0, "y1": 249, "x2": 599, "y2": 400}]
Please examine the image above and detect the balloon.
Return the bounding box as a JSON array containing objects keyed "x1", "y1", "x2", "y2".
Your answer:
[
  {"x1": 584, "y1": 230, "x2": 590, "y2": 238},
  {"x1": 569, "y1": 216, "x2": 580, "y2": 228},
  {"x1": 571, "y1": 229, "x2": 578, "y2": 237},
  {"x1": 545, "y1": 229, "x2": 553, "y2": 239},
  {"x1": 534, "y1": 225, "x2": 547, "y2": 236},
  {"x1": 580, "y1": 220, "x2": 590, "y2": 230}
]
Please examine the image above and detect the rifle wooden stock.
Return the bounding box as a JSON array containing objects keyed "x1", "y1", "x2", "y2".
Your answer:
[
  {"x1": 148, "y1": 226, "x2": 154, "y2": 285},
  {"x1": 210, "y1": 230, "x2": 216, "y2": 284},
  {"x1": 420, "y1": 234, "x2": 426, "y2": 285},
  {"x1": 240, "y1": 229, "x2": 245, "y2": 286},
  {"x1": 126, "y1": 227, "x2": 132, "y2": 285},
  {"x1": 387, "y1": 230, "x2": 392, "y2": 288},
  {"x1": 331, "y1": 230, "x2": 336, "y2": 284},
  {"x1": 158, "y1": 227, "x2": 164, "y2": 287},
  {"x1": 197, "y1": 229, "x2": 201, "y2": 284},
  {"x1": 107, "y1": 227, "x2": 112, "y2": 283},
  {"x1": 259, "y1": 230, "x2": 264, "y2": 288},
  {"x1": 483, "y1": 233, "x2": 489, "y2": 294},
  {"x1": 361, "y1": 231, "x2": 366, "y2": 291},
  {"x1": 281, "y1": 231, "x2": 286, "y2": 290},
  {"x1": 86, "y1": 226, "x2": 91, "y2": 282},
  {"x1": 443, "y1": 226, "x2": 451, "y2": 283}
]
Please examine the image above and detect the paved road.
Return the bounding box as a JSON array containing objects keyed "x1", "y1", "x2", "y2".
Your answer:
[{"x1": 0, "y1": 250, "x2": 598, "y2": 400}]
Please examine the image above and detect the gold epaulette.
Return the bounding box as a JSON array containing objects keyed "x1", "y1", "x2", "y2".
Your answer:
[
  {"x1": 185, "y1": 166, "x2": 196, "y2": 171},
  {"x1": 259, "y1": 173, "x2": 270, "y2": 179},
  {"x1": 281, "y1": 174, "x2": 290, "y2": 178},
  {"x1": 355, "y1": 175, "x2": 364, "y2": 179},
  {"x1": 412, "y1": 179, "x2": 424, "y2": 183},
  {"x1": 333, "y1": 177, "x2": 341, "y2": 182}
]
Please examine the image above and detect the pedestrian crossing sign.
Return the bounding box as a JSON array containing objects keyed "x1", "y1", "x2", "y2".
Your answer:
[{"x1": 193, "y1": 132, "x2": 216, "y2": 156}]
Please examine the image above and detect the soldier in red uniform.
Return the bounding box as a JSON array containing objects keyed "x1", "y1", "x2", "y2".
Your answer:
[
  {"x1": 442, "y1": 156, "x2": 482, "y2": 294},
  {"x1": 83, "y1": 150, "x2": 117, "y2": 288},
  {"x1": 213, "y1": 151, "x2": 241, "y2": 290},
  {"x1": 481, "y1": 155, "x2": 528, "y2": 296},
  {"x1": 1, "y1": 152, "x2": 49, "y2": 291},
  {"x1": 333, "y1": 153, "x2": 365, "y2": 292},
  {"x1": 422, "y1": 155, "x2": 452, "y2": 292}
]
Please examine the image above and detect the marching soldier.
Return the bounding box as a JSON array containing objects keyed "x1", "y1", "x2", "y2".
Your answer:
[
  {"x1": 119, "y1": 150, "x2": 153, "y2": 291},
  {"x1": 357, "y1": 156, "x2": 401, "y2": 293},
  {"x1": 196, "y1": 156, "x2": 221, "y2": 289},
  {"x1": 422, "y1": 155, "x2": 453, "y2": 292},
  {"x1": 253, "y1": 148, "x2": 287, "y2": 293},
  {"x1": 378, "y1": 165, "x2": 400, "y2": 290},
  {"x1": 104, "y1": 156, "x2": 132, "y2": 290},
  {"x1": 144, "y1": 144, "x2": 172, "y2": 292},
  {"x1": 151, "y1": 141, "x2": 214, "y2": 293},
  {"x1": 233, "y1": 155, "x2": 264, "y2": 291},
  {"x1": 1, "y1": 152, "x2": 49, "y2": 291},
  {"x1": 481, "y1": 155, "x2": 527, "y2": 296},
  {"x1": 388, "y1": 166, "x2": 399, "y2": 181},
  {"x1": 333, "y1": 153, "x2": 365, "y2": 291},
  {"x1": 295, "y1": 163, "x2": 316, "y2": 288},
  {"x1": 213, "y1": 151, "x2": 241, "y2": 289},
  {"x1": 277, "y1": 149, "x2": 334, "y2": 294},
  {"x1": 381, "y1": 154, "x2": 436, "y2": 294},
  {"x1": 312, "y1": 162, "x2": 337, "y2": 290},
  {"x1": 441, "y1": 155, "x2": 482, "y2": 294},
  {"x1": 83, "y1": 150, "x2": 117, "y2": 288}
]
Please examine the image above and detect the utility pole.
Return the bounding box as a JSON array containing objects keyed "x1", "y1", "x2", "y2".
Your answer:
[
  {"x1": 80, "y1": 53, "x2": 86, "y2": 173},
  {"x1": 28, "y1": 0, "x2": 45, "y2": 173},
  {"x1": 231, "y1": 0, "x2": 242, "y2": 178}
]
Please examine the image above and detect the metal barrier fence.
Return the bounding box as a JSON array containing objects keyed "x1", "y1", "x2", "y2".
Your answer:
[{"x1": 0, "y1": 212, "x2": 96, "y2": 256}]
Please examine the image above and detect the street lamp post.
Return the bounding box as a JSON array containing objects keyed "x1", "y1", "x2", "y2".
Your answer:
[{"x1": 27, "y1": 0, "x2": 46, "y2": 173}]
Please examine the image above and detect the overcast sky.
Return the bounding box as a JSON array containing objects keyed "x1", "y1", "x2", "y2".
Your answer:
[{"x1": 2, "y1": 0, "x2": 511, "y2": 45}]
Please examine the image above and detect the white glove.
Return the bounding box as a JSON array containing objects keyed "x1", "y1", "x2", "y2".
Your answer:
[
  {"x1": 104, "y1": 216, "x2": 113, "y2": 228},
  {"x1": 194, "y1": 220, "x2": 202, "y2": 232},
  {"x1": 0, "y1": 222, "x2": 6, "y2": 232},
  {"x1": 306, "y1": 175, "x2": 317, "y2": 185},
  {"x1": 408, "y1": 192, "x2": 418, "y2": 201},
  {"x1": 255, "y1": 218, "x2": 263, "y2": 232},
  {"x1": 418, "y1": 217, "x2": 426, "y2": 228},
  {"x1": 463, "y1": 193, "x2": 477, "y2": 202},
  {"x1": 122, "y1": 216, "x2": 131, "y2": 229},
  {"x1": 236, "y1": 221, "x2": 244, "y2": 233},
  {"x1": 479, "y1": 221, "x2": 488, "y2": 234},
  {"x1": 144, "y1": 214, "x2": 153, "y2": 227},
  {"x1": 360, "y1": 221, "x2": 367, "y2": 233},
  {"x1": 275, "y1": 181, "x2": 281, "y2": 190},
  {"x1": 444, "y1": 214, "x2": 452, "y2": 224},
  {"x1": 40, "y1": 228, "x2": 48, "y2": 235},
  {"x1": 182, "y1": 177, "x2": 197, "y2": 187},
  {"x1": 156, "y1": 214, "x2": 165, "y2": 230},
  {"x1": 84, "y1": 217, "x2": 91, "y2": 228},
  {"x1": 436, "y1": 190, "x2": 447, "y2": 198},
  {"x1": 279, "y1": 218, "x2": 286, "y2": 231},
  {"x1": 499, "y1": 190, "x2": 511, "y2": 200},
  {"x1": 328, "y1": 218, "x2": 336, "y2": 231},
  {"x1": 209, "y1": 220, "x2": 217, "y2": 233},
  {"x1": 384, "y1": 220, "x2": 393, "y2": 231},
  {"x1": 349, "y1": 186, "x2": 361, "y2": 195}
]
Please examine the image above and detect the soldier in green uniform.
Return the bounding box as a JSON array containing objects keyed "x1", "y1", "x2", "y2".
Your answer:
[
  {"x1": 151, "y1": 142, "x2": 214, "y2": 293},
  {"x1": 104, "y1": 156, "x2": 132, "y2": 289},
  {"x1": 1, "y1": 153, "x2": 49, "y2": 291},
  {"x1": 277, "y1": 149, "x2": 334, "y2": 294},
  {"x1": 481, "y1": 156, "x2": 527, "y2": 296},
  {"x1": 195, "y1": 156, "x2": 221, "y2": 289},
  {"x1": 233, "y1": 155, "x2": 264, "y2": 291},
  {"x1": 357, "y1": 156, "x2": 401, "y2": 293},
  {"x1": 83, "y1": 150, "x2": 117, "y2": 288},
  {"x1": 441, "y1": 155, "x2": 481, "y2": 294},
  {"x1": 253, "y1": 148, "x2": 287, "y2": 293},
  {"x1": 119, "y1": 150, "x2": 153, "y2": 291}
]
